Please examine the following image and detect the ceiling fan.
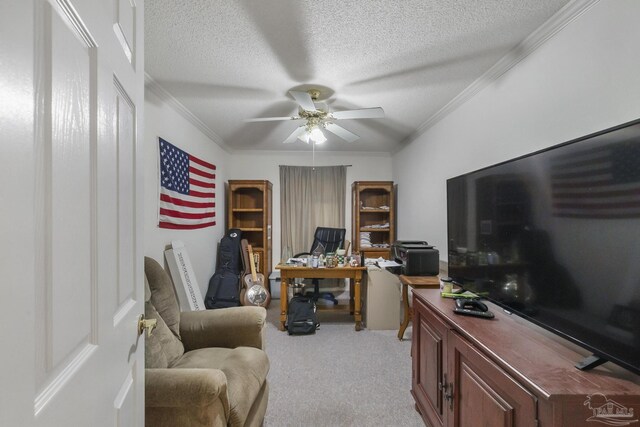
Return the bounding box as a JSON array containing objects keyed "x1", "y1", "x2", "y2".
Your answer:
[{"x1": 245, "y1": 89, "x2": 384, "y2": 144}]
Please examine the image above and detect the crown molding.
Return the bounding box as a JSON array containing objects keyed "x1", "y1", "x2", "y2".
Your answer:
[
  {"x1": 144, "y1": 74, "x2": 233, "y2": 153},
  {"x1": 398, "y1": 0, "x2": 601, "y2": 152}
]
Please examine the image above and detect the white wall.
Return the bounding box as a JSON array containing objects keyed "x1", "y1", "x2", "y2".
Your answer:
[
  {"x1": 392, "y1": 0, "x2": 640, "y2": 260},
  {"x1": 228, "y1": 151, "x2": 393, "y2": 269},
  {"x1": 144, "y1": 88, "x2": 231, "y2": 298}
]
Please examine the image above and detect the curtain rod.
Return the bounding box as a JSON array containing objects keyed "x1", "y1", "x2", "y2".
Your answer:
[{"x1": 279, "y1": 164, "x2": 352, "y2": 167}]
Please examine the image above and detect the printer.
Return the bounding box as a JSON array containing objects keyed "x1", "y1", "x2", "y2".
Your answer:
[{"x1": 392, "y1": 241, "x2": 440, "y2": 276}]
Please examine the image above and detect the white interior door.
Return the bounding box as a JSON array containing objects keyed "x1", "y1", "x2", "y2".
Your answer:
[{"x1": 0, "y1": 0, "x2": 145, "y2": 425}]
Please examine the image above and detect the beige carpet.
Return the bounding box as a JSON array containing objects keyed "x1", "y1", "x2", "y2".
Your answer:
[{"x1": 262, "y1": 301, "x2": 424, "y2": 426}]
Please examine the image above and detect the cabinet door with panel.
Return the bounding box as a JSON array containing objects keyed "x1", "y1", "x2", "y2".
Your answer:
[
  {"x1": 447, "y1": 331, "x2": 537, "y2": 427},
  {"x1": 412, "y1": 298, "x2": 449, "y2": 427}
]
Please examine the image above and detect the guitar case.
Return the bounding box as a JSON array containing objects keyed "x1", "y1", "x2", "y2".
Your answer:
[{"x1": 204, "y1": 229, "x2": 243, "y2": 309}]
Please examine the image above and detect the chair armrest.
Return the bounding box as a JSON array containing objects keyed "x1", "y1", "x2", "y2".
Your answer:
[
  {"x1": 293, "y1": 251, "x2": 311, "y2": 258},
  {"x1": 145, "y1": 368, "x2": 229, "y2": 413},
  {"x1": 179, "y1": 306, "x2": 266, "y2": 351}
]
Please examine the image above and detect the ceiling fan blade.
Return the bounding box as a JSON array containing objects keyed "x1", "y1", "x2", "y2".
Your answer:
[
  {"x1": 283, "y1": 126, "x2": 307, "y2": 144},
  {"x1": 289, "y1": 90, "x2": 317, "y2": 112},
  {"x1": 324, "y1": 123, "x2": 360, "y2": 143},
  {"x1": 331, "y1": 107, "x2": 385, "y2": 120},
  {"x1": 244, "y1": 116, "x2": 301, "y2": 122}
]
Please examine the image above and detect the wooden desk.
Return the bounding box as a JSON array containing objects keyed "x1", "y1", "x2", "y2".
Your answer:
[
  {"x1": 398, "y1": 275, "x2": 439, "y2": 340},
  {"x1": 276, "y1": 264, "x2": 366, "y2": 331}
]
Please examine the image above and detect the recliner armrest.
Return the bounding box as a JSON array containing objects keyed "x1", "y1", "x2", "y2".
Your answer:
[
  {"x1": 179, "y1": 306, "x2": 266, "y2": 351},
  {"x1": 145, "y1": 368, "x2": 229, "y2": 411}
]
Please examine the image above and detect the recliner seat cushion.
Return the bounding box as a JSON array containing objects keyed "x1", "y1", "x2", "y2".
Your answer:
[{"x1": 171, "y1": 347, "x2": 269, "y2": 426}]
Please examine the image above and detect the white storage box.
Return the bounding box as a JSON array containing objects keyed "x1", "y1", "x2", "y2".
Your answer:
[
  {"x1": 269, "y1": 270, "x2": 281, "y2": 299},
  {"x1": 362, "y1": 266, "x2": 401, "y2": 330}
]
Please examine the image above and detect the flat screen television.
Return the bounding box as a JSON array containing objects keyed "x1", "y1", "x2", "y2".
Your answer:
[{"x1": 447, "y1": 119, "x2": 640, "y2": 375}]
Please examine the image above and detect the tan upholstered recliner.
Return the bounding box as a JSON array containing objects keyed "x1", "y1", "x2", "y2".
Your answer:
[{"x1": 144, "y1": 257, "x2": 269, "y2": 427}]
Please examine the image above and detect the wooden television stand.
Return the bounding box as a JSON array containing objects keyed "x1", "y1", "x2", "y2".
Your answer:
[{"x1": 411, "y1": 289, "x2": 640, "y2": 427}]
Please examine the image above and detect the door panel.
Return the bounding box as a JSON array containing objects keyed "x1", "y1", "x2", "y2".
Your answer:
[
  {"x1": 33, "y1": 0, "x2": 96, "y2": 406},
  {"x1": 44, "y1": 0, "x2": 95, "y2": 375},
  {"x1": 113, "y1": 0, "x2": 136, "y2": 64},
  {"x1": 114, "y1": 370, "x2": 136, "y2": 426},
  {"x1": 448, "y1": 331, "x2": 537, "y2": 427},
  {"x1": 116, "y1": 79, "x2": 136, "y2": 308},
  {"x1": 413, "y1": 298, "x2": 448, "y2": 427},
  {"x1": 459, "y1": 362, "x2": 513, "y2": 427}
]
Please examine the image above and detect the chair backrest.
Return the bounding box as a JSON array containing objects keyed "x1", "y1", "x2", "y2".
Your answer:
[
  {"x1": 310, "y1": 227, "x2": 346, "y2": 254},
  {"x1": 144, "y1": 257, "x2": 185, "y2": 367},
  {"x1": 144, "y1": 257, "x2": 182, "y2": 337}
]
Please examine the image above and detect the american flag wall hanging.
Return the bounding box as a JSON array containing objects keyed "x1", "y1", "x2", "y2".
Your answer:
[{"x1": 158, "y1": 138, "x2": 216, "y2": 229}]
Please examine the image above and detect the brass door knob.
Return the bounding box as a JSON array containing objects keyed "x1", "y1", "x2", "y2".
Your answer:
[{"x1": 138, "y1": 314, "x2": 157, "y2": 337}]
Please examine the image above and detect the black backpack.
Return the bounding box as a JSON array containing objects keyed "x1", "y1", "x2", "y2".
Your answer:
[
  {"x1": 205, "y1": 229, "x2": 243, "y2": 309},
  {"x1": 286, "y1": 295, "x2": 319, "y2": 335}
]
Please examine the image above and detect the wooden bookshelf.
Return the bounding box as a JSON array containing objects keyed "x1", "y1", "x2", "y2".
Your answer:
[
  {"x1": 351, "y1": 181, "x2": 396, "y2": 260},
  {"x1": 227, "y1": 180, "x2": 272, "y2": 282}
]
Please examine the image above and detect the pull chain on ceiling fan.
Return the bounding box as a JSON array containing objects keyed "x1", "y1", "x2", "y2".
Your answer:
[{"x1": 245, "y1": 89, "x2": 385, "y2": 144}]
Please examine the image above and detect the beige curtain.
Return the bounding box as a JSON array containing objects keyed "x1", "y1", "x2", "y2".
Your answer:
[{"x1": 280, "y1": 165, "x2": 346, "y2": 257}]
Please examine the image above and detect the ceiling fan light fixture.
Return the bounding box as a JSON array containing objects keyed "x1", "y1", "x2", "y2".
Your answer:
[
  {"x1": 297, "y1": 132, "x2": 311, "y2": 144},
  {"x1": 246, "y1": 88, "x2": 384, "y2": 145},
  {"x1": 309, "y1": 127, "x2": 326, "y2": 144}
]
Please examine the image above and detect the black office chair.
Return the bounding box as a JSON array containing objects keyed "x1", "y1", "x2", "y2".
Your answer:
[{"x1": 294, "y1": 227, "x2": 346, "y2": 304}]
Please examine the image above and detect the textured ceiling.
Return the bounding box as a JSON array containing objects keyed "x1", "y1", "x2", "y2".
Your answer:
[{"x1": 145, "y1": 0, "x2": 573, "y2": 153}]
